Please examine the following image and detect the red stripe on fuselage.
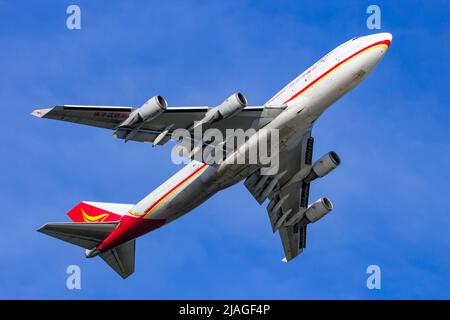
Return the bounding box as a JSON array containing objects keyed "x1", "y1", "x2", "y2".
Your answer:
[
  {"x1": 96, "y1": 163, "x2": 208, "y2": 252},
  {"x1": 283, "y1": 39, "x2": 391, "y2": 104},
  {"x1": 96, "y1": 215, "x2": 165, "y2": 252},
  {"x1": 143, "y1": 163, "x2": 208, "y2": 215}
]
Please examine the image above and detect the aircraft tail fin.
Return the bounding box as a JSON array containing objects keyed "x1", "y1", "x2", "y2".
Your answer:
[
  {"x1": 38, "y1": 222, "x2": 136, "y2": 279},
  {"x1": 67, "y1": 201, "x2": 134, "y2": 223}
]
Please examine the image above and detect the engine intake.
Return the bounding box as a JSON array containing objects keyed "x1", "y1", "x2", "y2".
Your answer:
[
  {"x1": 120, "y1": 95, "x2": 168, "y2": 128},
  {"x1": 304, "y1": 197, "x2": 333, "y2": 223},
  {"x1": 203, "y1": 92, "x2": 247, "y2": 124},
  {"x1": 305, "y1": 151, "x2": 341, "y2": 182},
  {"x1": 138, "y1": 95, "x2": 167, "y2": 121}
]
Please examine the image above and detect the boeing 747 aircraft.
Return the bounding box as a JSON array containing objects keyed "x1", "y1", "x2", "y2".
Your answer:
[{"x1": 34, "y1": 33, "x2": 392, "y2": 278}]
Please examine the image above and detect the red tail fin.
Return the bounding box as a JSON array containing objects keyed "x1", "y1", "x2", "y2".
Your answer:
[{"x1": 67, "y1": 201, "x2": 134, "y2": 223}]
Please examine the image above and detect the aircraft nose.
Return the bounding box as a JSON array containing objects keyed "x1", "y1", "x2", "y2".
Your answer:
[
  {"x1": 368, "y1": 32, "x2": 393, "y2": 48},
  {"x1": 358, "y1": 32, "x2": 392, "y2": 73},
  {"x1": 381, "y1": 32, "x2": 392, "y2": 47}
]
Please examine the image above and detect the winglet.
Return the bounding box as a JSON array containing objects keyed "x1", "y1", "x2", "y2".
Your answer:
[
  {"x1": 31, "y1": 108, "x2": 53, "y2": 118},
  {"x1": 281, "y1": 257, "x2": 288, "y2": 263}
]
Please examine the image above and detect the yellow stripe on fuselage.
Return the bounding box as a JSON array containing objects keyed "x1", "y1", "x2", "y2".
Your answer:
[
  {"x1": 128, "y1": 164, "x2": 208, "y2": 219},
  {"x1": 142, "y1": 165, "x2": 208, "y2": 218},
  {"x1": 288, "y1": 44, "x2": 388, "y2": 103}
]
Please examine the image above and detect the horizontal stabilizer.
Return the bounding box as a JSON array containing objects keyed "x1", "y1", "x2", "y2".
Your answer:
[
  {"x1": 38, "y1": 222, "x2": 136, "y2": 279},
  {"x1": 37, "y1": 222, "x2": 118, "y2": 249},
  {"x1": 100, "y1": 240, "x2": 136, "y2": 279}
]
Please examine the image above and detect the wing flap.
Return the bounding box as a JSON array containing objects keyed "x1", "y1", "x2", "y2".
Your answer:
[
  {"x1": 244, "y1": 130, "x2": 313, "y2": 261},
  {"x1": 279, "y1": 224, "x2": 307, "y2": 262}
]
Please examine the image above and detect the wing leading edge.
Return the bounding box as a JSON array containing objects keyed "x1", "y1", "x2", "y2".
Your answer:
[{"x1": 32, "y1": 104, "x2": 270, "y2": 146}]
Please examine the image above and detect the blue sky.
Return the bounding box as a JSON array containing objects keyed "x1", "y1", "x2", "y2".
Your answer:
[{"x1": 1, "y1": 0, "x2": 449, "y2": 299}]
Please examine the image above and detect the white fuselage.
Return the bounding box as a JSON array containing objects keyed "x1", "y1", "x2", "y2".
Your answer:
[{"x1": 127, "y1": 33, "x2": 391, "y2": 224}]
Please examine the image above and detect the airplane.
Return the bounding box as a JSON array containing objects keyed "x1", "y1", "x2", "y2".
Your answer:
[{"x1": 33, "y1": 32, "x2": 392, "y2": 278}]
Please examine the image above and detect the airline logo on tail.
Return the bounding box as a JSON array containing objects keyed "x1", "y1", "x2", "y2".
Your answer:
[
  {"x1": 67, "y1": 201, "x2": 125, "y2": 223},
  {"x1": 81, "y1": 209, "x2": 109, "y2": 222}
]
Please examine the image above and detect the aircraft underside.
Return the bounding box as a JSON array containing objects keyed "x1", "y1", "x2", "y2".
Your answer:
[{"x1": 35, "y1": 32, "x2": 392, "y2": 278}]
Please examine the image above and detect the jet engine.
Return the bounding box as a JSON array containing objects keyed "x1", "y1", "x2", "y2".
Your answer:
[
  {"x1": 119, "y1": 95, "x2": 168, "y2": 128},
  {"x1": 201, "y1": 92, "x2": 247, "y2": 125},
  {"x1": 305, "y1": 151, "x2": 341, "y2": 182},
  {"x1": 304, "y1": 197, "x2": 333, "y2": 223}
]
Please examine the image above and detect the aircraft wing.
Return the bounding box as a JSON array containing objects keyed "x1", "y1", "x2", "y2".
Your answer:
[
  {"x1": 31, "y1": 104, "x2": 271, "y2": 146},
  {"x1": 244, "y1": 130, "x2": 314, "y2": 261}
]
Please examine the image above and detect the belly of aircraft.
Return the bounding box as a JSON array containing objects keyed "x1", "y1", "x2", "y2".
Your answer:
[{"x1": 143, "y1": 57, "x2": 375, "y2": 223}]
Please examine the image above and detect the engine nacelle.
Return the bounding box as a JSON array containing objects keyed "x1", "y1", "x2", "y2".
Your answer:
[
  {"x1": 120, "y1": 95, "x2": 168, "y2": 128},
  {"x1": 305, "y1": 151, "x2": 341, "y2": 182},
  {"x1": 304, "y1": 197, "x2": 333, "y2": 223},
  {"x1": 204, "y1": 92, "x2": 247, "y2": 124},
  {"x1": 137, "y1": 95, "x2": 168, "y2": 120}
]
